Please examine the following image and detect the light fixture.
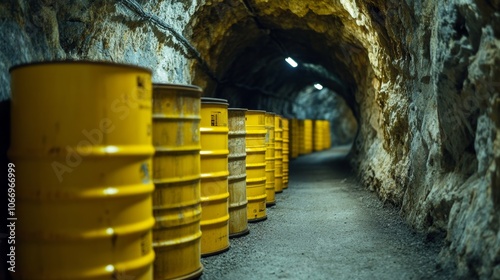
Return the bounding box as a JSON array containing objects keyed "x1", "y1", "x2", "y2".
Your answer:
[
  {"x1": 314, "y1": 83, "x2": 323, "y2": 90},
  {"x1": 285, "y1": 57, "x2": 298, "y2": 68}
]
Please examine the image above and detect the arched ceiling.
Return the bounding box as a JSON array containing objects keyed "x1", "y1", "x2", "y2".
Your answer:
[{"x1": 184, "y1": 0, "x2": 384, "y2": 118}]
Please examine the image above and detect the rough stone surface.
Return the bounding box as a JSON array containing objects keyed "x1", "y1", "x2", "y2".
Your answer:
[
  {"x1": 0, "y1": 0, "x2": 197, "y2": 100},
  {"x1": 1, "y1": 0, "x2": 499, "y2": 277}
]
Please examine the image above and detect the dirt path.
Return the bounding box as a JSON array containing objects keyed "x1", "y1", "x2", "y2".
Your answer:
[{"x1": 200, "y1": 146, "x2": 455, "y2": 279}]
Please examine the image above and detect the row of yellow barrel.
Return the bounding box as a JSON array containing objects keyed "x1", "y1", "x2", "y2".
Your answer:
[
  {"x1": 198, "y1": 100, "x2": 292, "y2": 257},
  {"x1": 290, "y1": 119, "x2": 332, "y2": 159},
  {"x1": 8, "y1": 62, "x2": 297, "y2": 280}
]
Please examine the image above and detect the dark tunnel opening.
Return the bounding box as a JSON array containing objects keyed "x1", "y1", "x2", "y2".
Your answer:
[{"x1": 187, "y1": 24, "x2": 363, "y2": 148}]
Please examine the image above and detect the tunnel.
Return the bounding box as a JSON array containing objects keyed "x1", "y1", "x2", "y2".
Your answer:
[{"x1": 0, "y1": 0, "x2": 499, "y2": 279}]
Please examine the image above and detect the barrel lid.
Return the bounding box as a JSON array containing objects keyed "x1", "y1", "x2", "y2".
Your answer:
[
  {"x1": 265, "y1": 112, "x2": 276, "y2": 115},
  {"x1": 154, "y1": 83, "x2": 202, "y2": 92},
  {"x1": 9, "y1": 60, "x2": 152, "y2": 73},
  {"x1": 201, "y1": 97, "x2": 229, "y2": 105},
  {"x1": 247, "y1": 109, "x2": 266, "y2": 113},
  {"x1": 228, "y1": 108, "x2": 248, "y2": 111}
]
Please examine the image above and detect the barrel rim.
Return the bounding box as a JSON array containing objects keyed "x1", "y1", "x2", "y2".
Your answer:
[
  {"x1": 9, "y1": 60, "x2": 152, "y2": 73},
  {"x1": 201, "y1": 97, "x2": 229, "y2": 105},
  {"x1": 265, "y1": 112, "x2": 276, "y2": 116},
  {"x1": 153, "y1": 83, "x2": 203, "y2": 92},
  {"x1": 228, "y1": 108, "x2": 248, "y2": 111},
  {"x1": 246, "y1": 109, "x2": 266, "y2": 113}
]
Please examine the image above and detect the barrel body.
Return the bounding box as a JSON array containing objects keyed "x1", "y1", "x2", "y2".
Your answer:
[
  {"x1": 245, "y1": 110, "x2": 267, "y2": 222},
  {"x1": 274, "y1": 115, "x2": 283, "y2": 193},
  {"x1": 265, "y1": 113, "x2": 276, "y2": 206},
  {"x1": 298, "y1": 120, "x2": 306, "y2": 155},
  {"x1": 304, "y1": 119, "x2": 313, "y2": 154},
  {"x1": 324, "y1": 120, "x2": 332, "y2": 150},
  {"x1": 152, "y1": 84, "x2": 203, "y2": 280},
  {"x1": 291, "y1": 119, "x2": 300, "y2": 159},
  {"x1": 200, "y1": 98, "x2": 230, "y2": 256},
  {"x1": 9, "y1": 62, "x2": 155, "y2": 280},
  {"x1": 314, "y1": 120, "x2": 324, "y2": 152},
  {"x1": 282, "y1": 118, "x2": 290, "y2": 189},
  {"x1": 228, "y1": 108, "x2": 249, "y2": 238}
]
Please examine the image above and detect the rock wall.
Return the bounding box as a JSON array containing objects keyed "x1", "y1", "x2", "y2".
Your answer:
[
  {"x1": 0, "y1": 0, "x2": 499, "y2": 278},
  {"x1": 396, "y1": 2, "x2": 500, "y2": 277},
  {"x1": 0, "y1": 0, "x2": 197, "y2": 101},
  {"x1": 186, "y1": 0, "x2": 500, "y2": 277}
]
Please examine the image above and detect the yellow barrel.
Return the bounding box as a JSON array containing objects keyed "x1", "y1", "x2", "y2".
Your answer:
[
  {"x1": 291, "y1": 119, "x2": 300, "y2": 159},
  {"x1": 313, "y1": 120, "x2": 324, "y2": 152},
  {"x1": 152, "y1": 84, "x2": 203, "y2": 280},
  {"x1": 9, "y1": 61, "x2": 155, "y2": 280},
  {"x1": 265, "y1": 112, "x2": 276, "y2": 206},
  {"x1": 321, "y1": 120, "x2": 326, "y2": 150},
  {"x1": 282, "y1": 118, "x2": 290, "y2": 189},
  {"x1": 324, "y1": 120, "x2": 332, "y2": 149},
  {"x1": 304, "y1": 119, "x2": 313, "y2": 154},
  {"x1": 200, "y1": 98, "x2": 230, "y2": 256},
  {"x1": 245, "y1": 110, "x2": 267, "y2": 222},
  {"x1": 228, "y1": 108, "x2": 249, "y2": 238},
  {"x1": 298, "y1": 120, "x2": 306, "y2": 155},
  {"x1": 274, "y1": 115, "x2": 283, "y2": 193}
]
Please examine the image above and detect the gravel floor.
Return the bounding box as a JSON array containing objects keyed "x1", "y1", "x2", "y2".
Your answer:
[{"x1": 199, "y1": 146, "x2": 456, "y2": 280}]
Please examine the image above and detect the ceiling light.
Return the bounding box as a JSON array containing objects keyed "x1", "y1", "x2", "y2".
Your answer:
[
  {"x1": 285, "y1": 57, "x2": 298, "y2": 68},
  {"x1": 314, "y1": 83, "x2": 323, "y2": 90}
]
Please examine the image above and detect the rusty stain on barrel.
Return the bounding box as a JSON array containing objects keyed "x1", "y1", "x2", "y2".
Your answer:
[
  {"x1": 9, "y1": 61, "x2": 155, "y2": 279},
  {"x1": 152, "y1": 84, "x2": 203, "y2": 280},
  {"x1": 200, "y1": 97, "x2": 230, "y2": 256},
  {"x1": 228, "y1": 108, "x2": 249, "y2": 238},
  {"x1": 245, "y1": 110, "x2": 267, "y2": 222}
]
